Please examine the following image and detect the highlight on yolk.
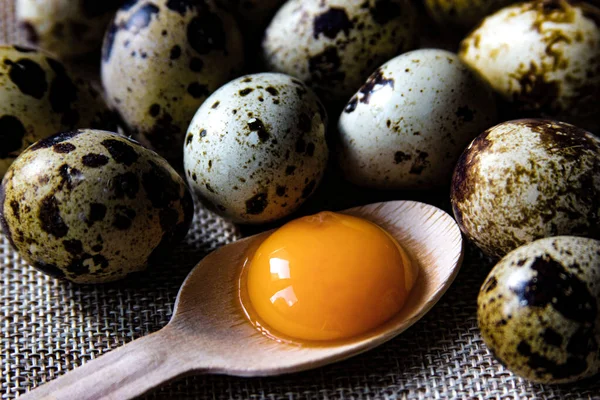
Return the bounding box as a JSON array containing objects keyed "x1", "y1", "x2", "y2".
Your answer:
[{"x1": 242, "y1": 211, "x2": 417, "y2": 342}]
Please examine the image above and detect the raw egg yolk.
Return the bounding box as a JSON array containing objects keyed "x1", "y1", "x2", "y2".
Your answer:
[{"x1": 244, "y1": 211, "x2": 417, "y2": 342}]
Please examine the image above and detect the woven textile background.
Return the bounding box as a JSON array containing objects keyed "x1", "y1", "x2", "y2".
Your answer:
[{"x1": 1, "y1": 1, "x2": 600, "y2": 399}]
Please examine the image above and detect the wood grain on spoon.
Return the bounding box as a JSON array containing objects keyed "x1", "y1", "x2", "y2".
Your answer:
[{"x1": 21, "y1": 201, "x2": 464, "y2": 400}]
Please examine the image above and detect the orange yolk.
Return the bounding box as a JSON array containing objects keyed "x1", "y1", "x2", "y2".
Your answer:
[{"x1": 243, "y1": 211, "x2": 417, "y2": 342}]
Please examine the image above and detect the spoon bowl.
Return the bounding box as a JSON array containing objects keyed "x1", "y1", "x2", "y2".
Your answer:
[{"x1": 21, "y1": 201, "x2": 463, "y2": 400}]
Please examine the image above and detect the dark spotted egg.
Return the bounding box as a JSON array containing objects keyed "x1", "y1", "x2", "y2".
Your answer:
[
  {"x1": 478, "y1": 236, "x2": 600, "y2": 384},
  {"x1": 424, "y1": 0, "x2": 518, "y2": 31},
  {"x1": 451, "y1": 119, "x2": 600, "y2": 259},
  {"x1": 459, "y1": 0, "x2": 600, "y2": 132},
  {"x1": 262, "y1": 0, "x2": 418, "y2": 105},
  {"x1": 0, "y1": 129, "x2": 193, "y2": 284},
  {"x1": 338, "y1": 49, "x2": 497, "y2": 189},
  {"x1": 17, "y1": 0, "x2": 124, "y2": 59},
  {"x1": 0, "y1": 45, "x2": 115, "y2": 179},
  {"x1": 101, "y1": 0, "x2": 244, "y2": 163},
  {"x1": 183, "y1": 73, "x2": 328, "y2": 224}
]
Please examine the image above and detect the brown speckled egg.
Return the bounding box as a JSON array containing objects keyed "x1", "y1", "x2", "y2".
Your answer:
[
  {"x1": 451, "y1": 119, "x2": 600, "y2": 259},
  {"x1": 183, "y1": 73, "x2": 328, "y2": 224},
  {"x1": 478, "y1": 236, "x2": 600, "y2": 384},
  {"x1": 17, "y1": 0, "x2": 124, "y2": 59},
  {"x1": 424, "y1": 0, "x2": 518, "y2": 30},
  {"x1": 262, "y1": 0, "x2": 418, "y2": 105},
  {"x1": 459, "y1": 0, "x2": 600, "y2": 132},
  {"x1": 0, "y1": 129, "x2": 193, "y2": 284},
  {"x1": 101, "y1": 0, "x2": 244, "y2": 162},
  {"x1": 338, "y1": 49, "x2": 497, "y2": 189},
  {"x1": 0, "y1": 45, "x2": 115, "y2": 179}
]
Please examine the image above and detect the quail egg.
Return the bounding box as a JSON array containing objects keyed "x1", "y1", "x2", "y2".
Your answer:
[
  {"x1": 183, "y1": 73, "x2": 328, "y2": 224},
  {"x1": 0, "y1": 45, "x2": 115, "y2": 179},
  {"x1": 262, "y1": 0, "x2": 418, "y2": 105},
  {"x1": 459, "y1": 0, "x2": 600, "y2": 132},
  {"x1": 423, "y1": 0, "x2": 518, "y2": 31},
  {"x1": 101, "y1": 0, "x2": 244, "y2": 162},
  {"x1": 0, "y1": 129, "x2": 193, "y2": 284},
  {"x1": 478, "y1": 236, "x2": 600, "y2": 384},
  {"x1": 17, "y1": 0, "x2": 124, "y2": 59},
  {"x1": 451, "y1": 119, "x2": 600, "y2": 259},
  {"x1": 338, "y1": 49, "x2": 497, "y2": 189}
]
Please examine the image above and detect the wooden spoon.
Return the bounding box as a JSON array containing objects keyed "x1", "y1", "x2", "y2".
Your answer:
[{"x1": 21, "y1": 200, "x2": 463, "y2": 400}]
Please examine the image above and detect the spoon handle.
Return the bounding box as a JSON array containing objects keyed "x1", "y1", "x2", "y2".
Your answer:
[{"x1": 20, "y1": 326, "x2": 194, "y2": 400}]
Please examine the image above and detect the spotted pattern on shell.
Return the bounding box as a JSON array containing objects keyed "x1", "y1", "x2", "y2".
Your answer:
[
  {"x1": 451, "y1": 119, "x2": 600, "y2": 259},
  {"x1": 183, "y1": 72, "x2": 328, "y2": 224},
  {"x1": 262, "y1": 0, "x2": 418, "y2": 105},
  {"x1": 478, "y1": 236, "x2": 600, "y2": 383},
  {"x1": 424, "y1": 0, "x2": 519, "y2": 30},
  {"x1": 459, "y1": 0, "x2": 600, "y2": 132},
  {"x1": 0, "y1": 129, "x2": 193, "y2": 284},
  {"x1": 338, "y1": 49, "x2": 497, "y2": 189},
  {"x1": 101, "y1": 0, "x2": 244, "y2": 163},
  {"x1": 16, "y1": 0, "x2": 124, "y2": 58},
  {"x1": 0, "y1": 45, "x2": 116, "y2": 179}
]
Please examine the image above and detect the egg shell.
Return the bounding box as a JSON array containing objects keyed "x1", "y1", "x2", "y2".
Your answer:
[
  {"x1": 262, "y1": 0, "x2": 418, "y2": 105},
  {"x1": 0, "y1": 129, "x2": 194, "y2": 284},
  {"x1": 0, "y1": 45, "x2": 115, "y2": 179},
  {"x1": 459, "y1": 0, "x2": 600, "y2": 132},
  {"x1": 337, "y1": 49, "x2": 497, "y2": 189},
  {"x1": 424, "y1": 0, "x2": 519, "y2": 30},
  {"x1": 183, "y1": 72, "x2": 328, "y2": 224},
  {"x1": 478, "y1": 236, "x2": 600, "y2": 384},
  {"x1": 451, "y1": 119, "x2": 600, "y2": 259},
  {"x1": 101, "y1": 0, "x2": 244, "y2": 162},
  {"x1": 17, "y1": 0, "x2": 124, "y2": 59}
]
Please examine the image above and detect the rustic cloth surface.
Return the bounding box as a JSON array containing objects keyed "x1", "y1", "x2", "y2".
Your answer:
[{"x1": 1, "y1": 1, "x2": 600, "y2": 399}]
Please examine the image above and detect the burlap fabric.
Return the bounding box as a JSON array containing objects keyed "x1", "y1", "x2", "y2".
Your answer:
[{"x1": 1, "y1": 1, "x2": 600, "y2": 399}]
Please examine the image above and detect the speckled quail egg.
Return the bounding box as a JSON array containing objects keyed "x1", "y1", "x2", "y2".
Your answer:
[
  {"x1": 0, "y1": 45, "x2": 115, "y2": 179},
  {"x1": 424, "y1": 0, "x2": 518, "y2": 31},
  {"x1": 451, "y1": 119, "x2": 600, "y2": 259},
  {"x1": 262, "y1": 0, "x2": 418, "y2": 105},
  {"x1": 338, "y1": 49, "x2": 497, "y2": 189},
  {"x1": 17, "y1": 0, "x2": 124, "y2": 59},
  {"x1": 184, "y1": 73, "x2": 328, "y2": 224},
  {"x1": 459, "y1": 0, "x2": 600, "y2": 132},
  {"x1": 101, "y1": 0, "x2": 244, "y2": 162},
  {"x1": 478, "y1": 236, "x2": 600, "y2": 384},
  {"x1": 0, "y1": 129, "x2": 193, "y2": 284}
]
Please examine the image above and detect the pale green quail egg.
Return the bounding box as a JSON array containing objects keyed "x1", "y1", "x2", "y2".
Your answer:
[
  {"x1": 183, "y1": 73, "x2": 328, "y2": 224},
  {"x1": 101, "y1": 0, "x2": 244, "y2": 162}
]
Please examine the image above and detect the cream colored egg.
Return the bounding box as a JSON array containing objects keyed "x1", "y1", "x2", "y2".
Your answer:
[
  {"x1": 338, "y1": 49, "x2": 496, "y2": 189},
  {"x1": 17, "y1": 0, "x2": 123, "y2": 58},
  {"x1": 101, "y1": 0, "x2": 244, "y2": 162},
  {"x1": 184, "y1": 73, "x2": 328, "y2": 224},
  {"x1": 459, "y1": 0, "x2": 600, "y2": 132},
  {"x1": 262, "y1": 0, "x2": 418, "y2": 105},
  {"x1": 0, "y1": 45, "x2": 115, "y2": 179},
  {"x1": 478, "y1": 236, "x2": 600, "y2": 383},
  {"x1": 451, "y1": 119, "x2": 600, "y2": 258},
  {"x1": 0, "y1": 129, "x2": 193, "y2": 284}
]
